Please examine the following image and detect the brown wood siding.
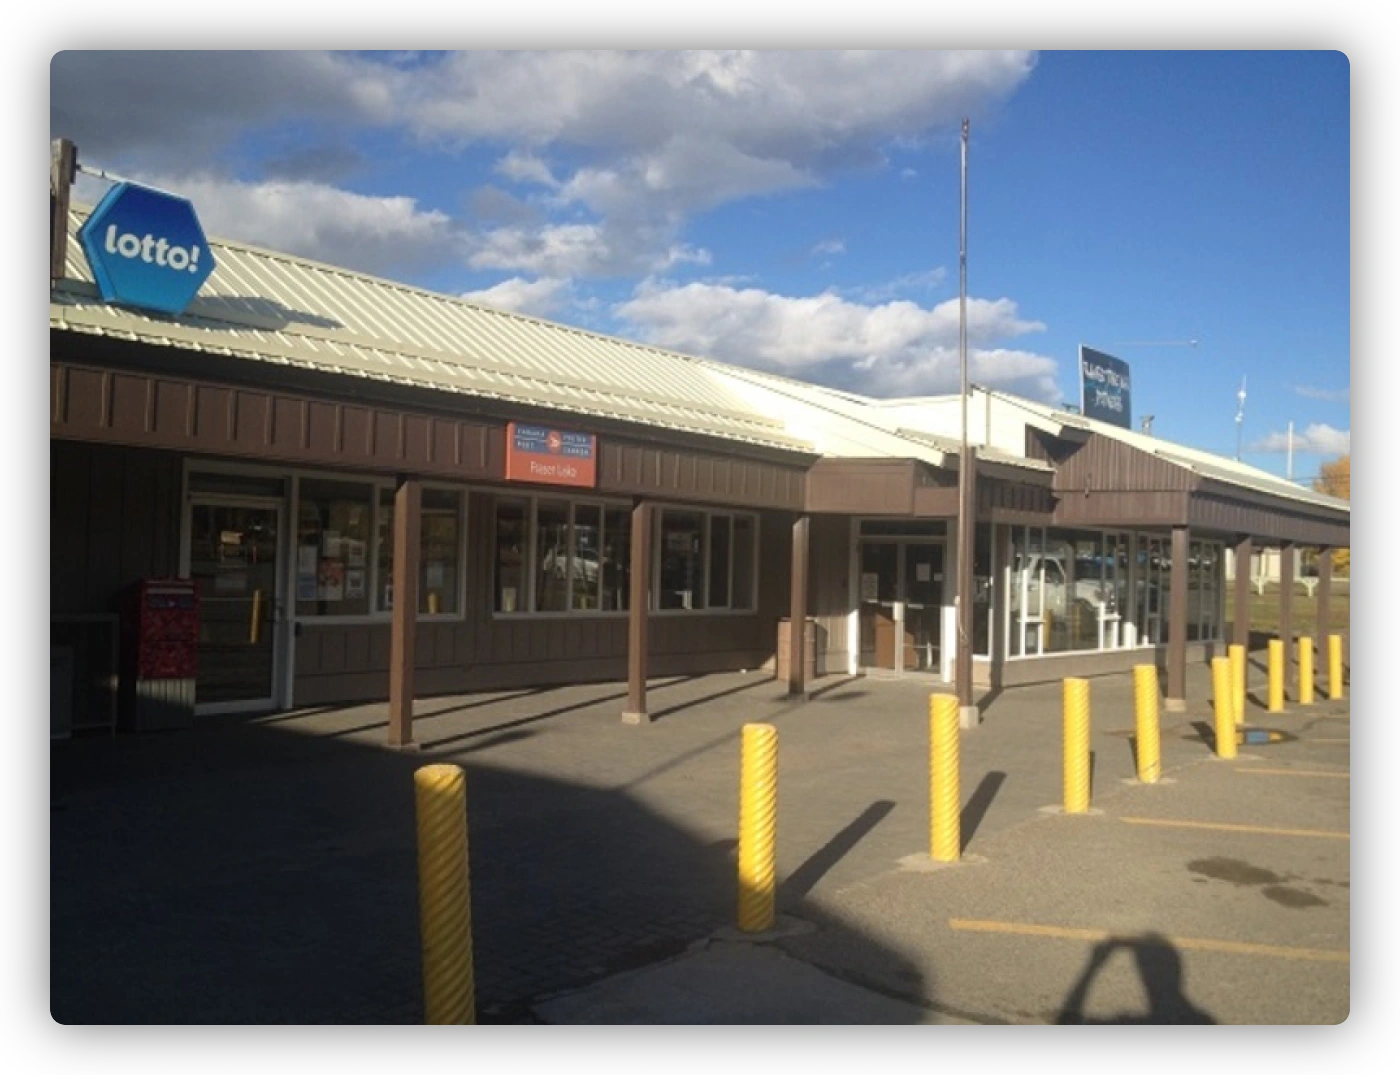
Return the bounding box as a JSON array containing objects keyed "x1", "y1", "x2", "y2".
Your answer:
[
  {"x1": 805, "y1": 459, "x2": 916, "y2": 514},
  {"x1": 52, "y1": 361, "x2": 504, "y2": 482},
  {"x1": 597, "y1": 440, "x2": 805, "y2": 511},
  {"x1": 290, "y1": 498, "x2": 791, "y2": 705},
  {"x1": 1048, "y1": 431, "x2": 1197, "y2": 494},
  {"x1": 808, "y1": 514, "x2": 852, "y2": 673},
  {"x1": 979, "y1": 478, "x2": 1056, "y2": 523},
  {"x1": 1054, "y1": 490, "x2": 1190, "y2": 528},
  {"x1": 912, "y1": 486, "x2": 958, "y2": 516},
  {"x1": 1188, "y1": 491, "x2": 1350, "y2": 547},
  {"x1": 51, "y1": 440, "x2": 183, "y2": 615}
]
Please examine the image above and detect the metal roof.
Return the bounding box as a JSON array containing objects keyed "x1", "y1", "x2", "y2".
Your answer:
[
  {"x1": 53, "y1": 204, "x2": 813, "y2": 455},
  {"x1": 983, "y1": 389, "x2": 1350, "y2": 515},
  {"x1": 49, "y1": 203, "x2": 1347, "y2": 518}
]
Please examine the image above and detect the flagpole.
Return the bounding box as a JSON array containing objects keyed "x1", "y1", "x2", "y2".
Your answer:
[{"x1": 956, "y1": 117, "x2": 978, "y2": 729}]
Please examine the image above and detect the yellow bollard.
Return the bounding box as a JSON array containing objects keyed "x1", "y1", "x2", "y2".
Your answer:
[
  {"x1": 1063, "y1": 678, "x2": 1091, "y2": 813},
  {"x1": 1229, "y1": 644, "x2": 1246, "y2": 724},
  {"x1": 1268, "y1": 639, "x2": 1285, "y2": 713},
  {"x1": 1328, "y1": 634, "x2": 1344, "y2": 701},
  {"x1": 930, "y1": 693, "x2": 961, "y2": 861},
  {"x1": 1299, "y1": 636, "x2": 1315, "y2": 706},
  {"x1": 1211, "y1": 657, "x2": 1237, "y2": 760},
  {"x1": 1132, "y1": 665, "x2": 1161, "y2": 784},
  {"x1": 414, "y1": 763, "x2": 476, "y2": 1025},
  {"x1": 737, "y1": 722, "x2": 778, "y2": 933}
]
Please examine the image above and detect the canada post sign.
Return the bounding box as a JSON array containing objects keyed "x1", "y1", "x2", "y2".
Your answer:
[
  {"x1": 1079, "y1": 345, "x2": 1132, "y2": 429},
  {"x1": 78, "y1": 182, "x2": 215, "y2": 316},
  {"x1": 505, "y1": 422, "x2": 597, "y2": 488}
]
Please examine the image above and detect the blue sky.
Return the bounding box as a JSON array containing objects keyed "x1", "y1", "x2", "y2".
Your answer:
[{"x1": 49, "y1": 49, "x2": 1351, "y2": 484}]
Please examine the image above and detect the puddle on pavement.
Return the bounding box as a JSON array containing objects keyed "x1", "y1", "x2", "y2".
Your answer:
[{"x1": 1186, "y1": 857, "x2": 1329, "y2": 909}]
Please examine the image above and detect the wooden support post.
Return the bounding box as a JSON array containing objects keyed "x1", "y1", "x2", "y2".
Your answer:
[
  {"x1": 788, "y1": 514, "x2": 810, "y2": 697},
  {"x1": 1279, "y1": 542, "x2": 1295, "y2": 697},
  {"x1": 623, "y1": 499, "x2": 652, "y2": 724},
  {"x1": 388, "y1": 476, "x2": 421, "y2": 749},
  {"x1": 1166, "y1": 525, "x2": 1189, "y2": 711},
  {"x1": 1233, "y1": 535, "x2": 1253, "y2": 649},
  {"x1": 1317, "y1": 547, "x2": 1332, "y2": 664}
]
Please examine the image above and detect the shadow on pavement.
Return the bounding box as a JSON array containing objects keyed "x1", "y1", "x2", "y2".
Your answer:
[
  {"x1": 960, "y1": 772, "x2": 1006, "y2": 855},
  {"x1": 1055, "y1": 933, "x2": 1216, "y2": 1024},
  {"x1": 781, "y1": 801, "x2": 895, "y2": 906},
  {"x1": 51, "y1": 708, "x2": 933, "y2": 1024}
]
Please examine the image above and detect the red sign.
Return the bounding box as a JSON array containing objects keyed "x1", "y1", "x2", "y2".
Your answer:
[{"x1": 505, "y1": 422, "x2": 597, "y2": 488}]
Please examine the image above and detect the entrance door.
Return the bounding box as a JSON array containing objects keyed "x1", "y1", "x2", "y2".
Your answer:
[
  {"x1": 858, "y1": 542, "x2": 900, "y2": 671},
  {"x1": 187, "y1": 500, "x2": 283, "y2": 713},
  {"x1": 858, "y1": 540, "x2": 944, "y2": 675},
  {"x1": 902, "y1": 543, "x2": 943, "y2": 673}
]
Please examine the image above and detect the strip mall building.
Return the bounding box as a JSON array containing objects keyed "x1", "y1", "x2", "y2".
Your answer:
[{"x1": 50, "y1": 194, "x2": 1350, "y2": 740}]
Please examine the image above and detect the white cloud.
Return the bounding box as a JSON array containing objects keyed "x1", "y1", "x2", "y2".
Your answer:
[
  {"x1": 461, "y1": 276, "x2": 574, "y2": 318},
  {"x1": 51, "y1": 51, "x2": 397, "y2": 171},
  {"x1": 1292, "y1": 384, "x2": 1350, "y2": 403},
  {"x1": 123, "y1": 173, "x2": 459, "y2": 278},
  {"x1": 494, "y1": 151, "x2": 560, "y2": 188},
  {"x1": 53, "y1": 51, "x2": 1039, "y2": 287},
  {"x1": 1251, "y1": 423, "x2": 1350, "y2": 456},
  {"x1": 613, "y1": 280, "x2": 1056, "y2": 400},
  {"x1": 811, "y1": 239, "x2": 846, "y2": 258},
  {"x1": 467, "y1": 221, "x2": 710, "y2": 279},
  {"x1": 844, "y1": 268, "x2": 948, "y2": 304}
]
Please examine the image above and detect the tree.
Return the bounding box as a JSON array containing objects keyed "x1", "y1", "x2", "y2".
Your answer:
[{"x1": 1312, "y1": 454, "x2": 1350, "y2": 575}]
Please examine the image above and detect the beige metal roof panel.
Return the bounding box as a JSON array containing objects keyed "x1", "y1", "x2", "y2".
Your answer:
[
  {"x1": 55, "y1": 205, "x2": 813, "y2": 454},
  {"x1": 892, "y1": 426, "x2": 1054, "y2": 472},
  {"x1": 983, "y1": 389, "x2": 1348, "y2": 515}
]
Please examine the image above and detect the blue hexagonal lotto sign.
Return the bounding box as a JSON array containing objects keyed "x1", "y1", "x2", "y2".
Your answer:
[{"x1": 78, "y1": 182, "x2": 215, "y2": 316}]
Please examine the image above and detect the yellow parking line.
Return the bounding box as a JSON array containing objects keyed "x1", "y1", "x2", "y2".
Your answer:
[
  {"x1": 1119, "y1": 817, "x2": 1349, "y2": 840},
  {"x1": 1237, "y1": 768, "x2": 1348, "y2": 778},
  {"x1": 948, "y1": 919, "x2": 1348, "y2": 963}
]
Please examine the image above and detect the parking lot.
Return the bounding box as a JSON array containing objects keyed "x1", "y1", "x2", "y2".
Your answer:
[{"x1": 50, "y1": 658, "x2": 1350, "y2": 1024}]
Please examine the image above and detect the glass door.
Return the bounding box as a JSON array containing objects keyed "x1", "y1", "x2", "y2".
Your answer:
[
  {"x1": 858, "y1": 542, "x2": 900, "y2": 671},
  {"x1": 187, "y1": 499, "x2": 283, "y2": 712},
  {"x1": 858, "y1": 540, "x2": 945, "y2": 675},
  {"x1": 902, "y1": 543, "x2": 943, "y2": 673}
]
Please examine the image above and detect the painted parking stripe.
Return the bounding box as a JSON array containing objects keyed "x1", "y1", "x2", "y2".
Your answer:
[
  {"x1": 948, "y1": 919, "x2": 1348, "y2": 963},
  {"x1": 1119, "y1": 817, "x2": 1349, "y2": 840},
  {"x1": 1237, "y1": 767, "x2": 1348, "y2": 778}
]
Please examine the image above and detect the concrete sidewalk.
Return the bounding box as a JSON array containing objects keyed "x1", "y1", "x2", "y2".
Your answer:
[{"x1": 50, "y1": 660, "x2": 1350, "y2": 1024}]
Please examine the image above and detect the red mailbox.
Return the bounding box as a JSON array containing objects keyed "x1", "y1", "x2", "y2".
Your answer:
[
  {"x1": 129, "y1": 578, "x2": 200, "y2": 678},
  {"x1": 121, "y1": 579, "x2": 199, "y2": 731}
]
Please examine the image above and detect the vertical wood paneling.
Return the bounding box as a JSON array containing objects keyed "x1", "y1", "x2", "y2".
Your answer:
[
  {"x1": 368, "y1": 626, "x2": 392, "y2": 671},
  {"x1": 85, "y1": 449, "x2": 126, "y2": 608},
  {"x1": 50, "y1": 441, "x2": 91, "y2": 613},
  {"x1": 65, "y1": 368, "x2": 107, "y2": 431},
  {"x1": 345, "y1": 628, "x2": 371, "y2": 674}
]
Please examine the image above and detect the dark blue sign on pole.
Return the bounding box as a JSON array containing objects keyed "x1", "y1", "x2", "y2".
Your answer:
[
  {"x1": 78, "y1": 182, "x2": 215, "y2": 316},
  {"x1": 1079, "y1": 346, "x2": 1132, "y2": 429}
]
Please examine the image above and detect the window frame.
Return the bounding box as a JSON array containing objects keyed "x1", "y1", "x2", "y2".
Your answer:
[{"x1": 651, "y1": 503, "x2": 761, "y2": 616}]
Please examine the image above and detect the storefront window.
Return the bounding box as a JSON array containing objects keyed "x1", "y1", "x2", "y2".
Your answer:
[
  {"x1": 732, "y1": 515, "x2": 757, "y2": 611},
  {"x1": 494, "y1": 498, "x2": 528, "y2": 613},
  {"x1": 602, "y1": 506, "x2": 631, "y2": 612},
  {"x1": 296, "y1": 479, "x2": 373, "y2": 617},
  {"x1": 658, "y1": 510, "x2": 705, "y2": 610},
  {"x1": 377, "y1": 488, "x2": 464, "y2": 615},
  {"x1": 973, "y1": 523, "x2": 992, "y2": 657},
  {"x1": 708, "y1": 514, "x2": 733, "y2": 609},
  {"x1": 1068, "y1": 534, "x2": 1104, "y2": 651},
  {"x1": 535, "y1": 499, "x2": 570, "y2": 612},
  {"x1": 571, "y1": 504, "x2": 602, "y2": 611}
]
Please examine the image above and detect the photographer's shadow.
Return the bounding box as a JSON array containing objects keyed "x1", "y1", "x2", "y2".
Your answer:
[{"x1": 1055, "y1": 933, "x2": 1216, "y2": 1024}]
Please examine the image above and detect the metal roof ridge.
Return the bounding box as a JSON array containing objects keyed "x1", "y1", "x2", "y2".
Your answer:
[
  {"x1": 50, "y1": 308, "x2": 817, "y2": 454},
  {"x1": 49, "y1": 301, "x2": 793, "y2": 439}
]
